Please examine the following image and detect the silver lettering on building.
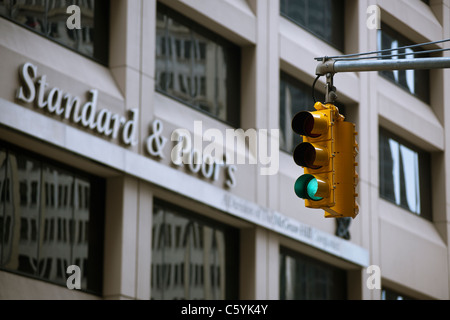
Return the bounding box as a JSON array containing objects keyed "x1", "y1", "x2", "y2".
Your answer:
[{"x1": 16, "y1": 62, "x2": 138, "y2": 146}]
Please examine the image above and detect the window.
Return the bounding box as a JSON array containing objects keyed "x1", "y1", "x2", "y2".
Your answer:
[
  {"x1": 381, "y1": 287, "x2": 415, "y2": 300},
  {"x1": 377, "y1": 23, "x2": 430, "y2": 103},
  {"x1": 0, "y1": 0, "x2": 109, "y2": 65},
  {"x1": 155, "y1": 3, "x2": 241, "y2": 127},
  {"x1": 0, "y1": 142, "x2": 105, "y2": 295},
  {"x1": 151, "y1": 199, "x2": 239, "y2": 300},
  {"x1": 280, "y1": 0, "x2": 345, "y2": 51},
  {"x1": 379, "y1": 128, "x2": 432, "y2": 220},
  {"x1": 280, "y1": 71, "x2": 346, "y2": 154},
  {"x1": 280, "y1": 247, "x2": 347, "y2": 300}
]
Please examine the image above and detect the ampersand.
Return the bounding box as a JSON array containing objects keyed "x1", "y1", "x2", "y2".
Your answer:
[{"x1": 146, "y1": 119, "x2": 167, "y2": 158}]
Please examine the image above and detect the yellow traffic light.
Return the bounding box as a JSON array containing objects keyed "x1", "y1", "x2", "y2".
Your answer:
[
  {"x1": 292, "y1": 102, "x2": 336, "y2": 209},
  {"x1": 292, "y1": 102, "x2": 359, "y2": 219}
]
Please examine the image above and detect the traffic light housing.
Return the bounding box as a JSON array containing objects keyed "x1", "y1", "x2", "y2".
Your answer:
[
  {"x1": 332, "y1": 119, "x2": 359, "y2": 218},
  {"x1": 292, "y1": 102, "x2": 359, "y2": 219},
  {"x1": 292, "y1": 103, "x2": 335, "y2": 209}
]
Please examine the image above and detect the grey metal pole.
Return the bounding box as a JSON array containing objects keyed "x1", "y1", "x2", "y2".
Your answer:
[{"x1": 316, "y1": 57, "x2": 450, "y2": 75}]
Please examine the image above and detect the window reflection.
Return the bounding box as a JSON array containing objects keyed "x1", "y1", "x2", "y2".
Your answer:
[
  {"x1": 10, "y1": 0, "x2": 46, "y2": 33},
  {"x1": 1, "y1": 0, "x2": 107, "y2": 64},
  {"x1": 155, "y1": 3, "x2": 240, "y2": 127},
  {"x1": 39, "y1": 166, "x2": 74, "y2": 285},
  {"x1": 72, "y1": 177, "x2": 90, "y2": 288},
  {"x1": 0, "y1": 153, "x2": 41, "y2": 275},
  {"x1": 152, "y1": 204, "x2": 227, "y2": 300},
  {"x1": 0, "y1": 146, "x2": 98, "y2": 292},
  {"x1": 47, "y1": 0, "x2": 95, "y2": 58},
  {"x1": 156, "y1": 10, "x2": 226, "y2": 119}
]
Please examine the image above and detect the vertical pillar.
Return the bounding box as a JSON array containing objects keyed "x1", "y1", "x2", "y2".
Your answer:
[
  {"x1": 109, "y1": 0, "x2": 143, "y2": 153},
  {"x1": 103, "y1": 176, "x2": 139, "y2": 299},
  {"x1": 358, "y1": 0, "x2": 382, "y2": 300}
]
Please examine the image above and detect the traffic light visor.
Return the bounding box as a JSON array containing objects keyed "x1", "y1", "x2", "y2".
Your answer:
[
  {"x1": 293, "y1": 142, "x2": 329, "y2": 169},
  {"x1": 292, "y1": 111, "x2": 328, "y2": 137}
]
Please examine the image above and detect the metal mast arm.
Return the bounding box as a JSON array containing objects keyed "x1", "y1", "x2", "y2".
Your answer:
[{"x1": 316, "y1": 57, "x2": 450, "y2": 76}]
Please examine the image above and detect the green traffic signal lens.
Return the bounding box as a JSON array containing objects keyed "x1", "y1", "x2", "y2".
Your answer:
[
  {"x1": 306, "y1": 178, "x2": 323, "y2": 201},
  {"x1": 294, "y1": 174, "x2": 324, "y2": 201}
]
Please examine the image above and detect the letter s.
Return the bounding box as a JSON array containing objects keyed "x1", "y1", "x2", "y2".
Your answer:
[
  {"x1": 226, "y1": 165, "x2": 237, "y2": 188},
  {"x1": 16, "y1": 62, "x2": 37, "y2": 103}
]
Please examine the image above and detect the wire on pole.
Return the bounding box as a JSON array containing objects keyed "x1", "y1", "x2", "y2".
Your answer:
[{"x1": 314, "y1": 38, "x2": 450, "y2": 62}]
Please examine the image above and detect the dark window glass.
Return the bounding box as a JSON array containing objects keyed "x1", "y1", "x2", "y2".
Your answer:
[
  {"x1": 382, "y1": 287, "x2": 415, "y2": 300},
  {"x1": 31, "y1": 218, "x2": 37, "y2": 241},
  {"x1": 31, "y1": 181, "x2": 38, "y2": 205},
  {"x1": 379, "y1": 128, "x2": 432, "y2": 220},
  {"x1": 49, "y1": 218, "x2": 54, "y2": 241},
  {"x1": 19, "y1": 182, "x2": 27, "y2": 205},
  {"x1": 0, "y1": 1, "x2": 8, "y2": 17},
  {"x1": 280, "y1": 71, "x2": 346, "y2": 154},
  {"x1": 280, "y1": 247, "x2": 347, "y2": 300},
  {"x1": 0, "y1": 142, "x2": 105, "y2": 295},
  {"x1": 378, "y1": 23, "x2": 430, "y2": 103},
  {"x1": 0, "y1": 0, "x2": 109, "y2": 65},
  {"x1": 280, "y1": 0, "x2": 345, "y2": 51},
  {"x1": 151, "y1": 199, "x2": 239, "y2": 300},
  {"x1": 155, "y1": 3, "x2": 241, "y2": 127},
  {"x1": 20, "y1": 218, "x2": 28, "y2": 241}
]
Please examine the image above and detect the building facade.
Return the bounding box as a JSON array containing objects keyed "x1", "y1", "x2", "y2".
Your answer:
[{"x1": 0, "y1": 0, "x2": 449, "y2": 300}]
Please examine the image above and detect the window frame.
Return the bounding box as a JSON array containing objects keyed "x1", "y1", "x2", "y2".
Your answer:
[
  {"x1": 155, "y1": 2, "x2": 241, "y2": 128},
  {"x1": 279, "y1": 246, "x2": 347, "y2": 300},
  {"x1": 0, "y1": 140, "x2": 105, "y2": 296},
  {"x1": 378, "y1": 127, "x2": 432, "y2": 220},
  {"x1": 0, "y1": 0, "x2": 110, "y2": 66},
  {"x1": 280, "y1": 0, "x2": 346, "y2": 52},
  {"x1": 151, "y1": 198, "x2": 240, "y2": 300},
  {"x1": 377, "y1": 23, "x2": 430, "y2": 104}
]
